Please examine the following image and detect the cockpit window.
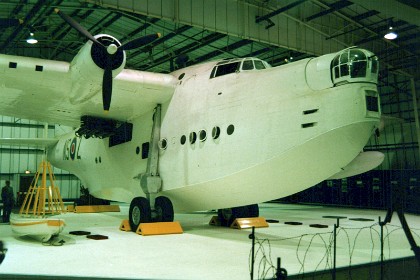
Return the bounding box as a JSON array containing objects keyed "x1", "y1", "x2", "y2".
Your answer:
[
  {"x1": 241, "y1": 59, "x2": 266, "y2": 71},
  {"x1": 254, "y1": 60, "x2": 265, "y2": 70},
  {"x1": 242, "y1": 60, "x2": 254, "y2": 70},
  {"x1": 211, "y1": 58, "x2": 270, "y2": 78},
  {"x1": 214, "y1": 62, "x2": 240, "y2": 77}
]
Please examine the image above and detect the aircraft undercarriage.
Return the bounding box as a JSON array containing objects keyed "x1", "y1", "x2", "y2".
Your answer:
[
  {"x1": 128, "y1": 104, "x2": 259, "y2": 231},
  {"x1": 129, "y1": 196, "x2": 174, "y2": 230},
  {"x1": 129, "y1": 104, "x2": 175, "y2": 231}
]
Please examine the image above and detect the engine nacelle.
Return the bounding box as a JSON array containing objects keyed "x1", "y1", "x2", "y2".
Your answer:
[{"x1": 68, "y1": 34, "x2": 126, "y2": 104}]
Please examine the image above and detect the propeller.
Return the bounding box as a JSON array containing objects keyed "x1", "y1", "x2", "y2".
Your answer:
[{"x1": 54, "y1": 8, "x2": 161, "y2": 112}]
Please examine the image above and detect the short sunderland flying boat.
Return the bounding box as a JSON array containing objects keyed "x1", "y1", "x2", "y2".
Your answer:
[{"x1": 0, "y1": 10, "x2": 383, "y2": 230}]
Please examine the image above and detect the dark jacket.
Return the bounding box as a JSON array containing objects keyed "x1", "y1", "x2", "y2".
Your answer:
[{"x1": 1, "y1": 185, "x2": 14, "y2": 207}]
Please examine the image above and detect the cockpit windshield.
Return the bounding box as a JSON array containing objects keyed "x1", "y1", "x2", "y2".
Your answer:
[
  {"x1": 210, "y1": 58, "x2": 271, "y2": 79},
  {"x1": 331, "y1": 48, "x2": 378, "y2": 85}
]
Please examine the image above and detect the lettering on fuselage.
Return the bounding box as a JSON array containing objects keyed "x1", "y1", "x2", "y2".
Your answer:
[{"x1": 63, "y1": 137, "x2": 81, "y2": 160}]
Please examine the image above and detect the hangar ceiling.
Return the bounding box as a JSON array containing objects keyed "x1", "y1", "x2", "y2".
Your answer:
[{"x1": 0, "y1": 0, "x2": 418, "y2": 79}]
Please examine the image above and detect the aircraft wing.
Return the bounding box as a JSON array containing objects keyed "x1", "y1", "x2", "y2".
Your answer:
[
  {"x1": 0, "y1": 138, "x2": 58, "y2": 148},
  {"x1": 0, "y1": 54, "x2": 177, "y2": 127}
]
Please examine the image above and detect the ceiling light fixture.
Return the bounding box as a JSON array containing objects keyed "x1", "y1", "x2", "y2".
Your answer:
[
  {"x1": 384, "y1": 19, "x2": 398, "y2": 40},
  {"x1": 26, "y1": 32, "x2": 38, "y2": 44}
]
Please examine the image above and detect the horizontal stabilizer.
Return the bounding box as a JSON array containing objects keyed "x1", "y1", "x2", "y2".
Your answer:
[
  {"x1": 0, "y1": 138, "x2": 58, "y2": 148},
  {"x1": 328, "y1": 151, "x2": 384, "y2": 180}
]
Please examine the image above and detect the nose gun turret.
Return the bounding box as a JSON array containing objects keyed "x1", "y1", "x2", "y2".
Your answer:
[{"x1": 305, "y1": 47, "x2": 379, "y2": 91}]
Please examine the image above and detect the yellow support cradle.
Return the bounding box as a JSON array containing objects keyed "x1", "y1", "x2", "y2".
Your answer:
[{"x1": 19, "y1": 160, "x2": 66, "y2": 216}]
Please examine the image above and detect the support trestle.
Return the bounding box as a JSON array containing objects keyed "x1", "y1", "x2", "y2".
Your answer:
[{"x1": 380, "y1": 181, "x2": 420, "y2": 266}]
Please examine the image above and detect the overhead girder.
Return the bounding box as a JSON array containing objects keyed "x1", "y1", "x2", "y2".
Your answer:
[
  {"x1": 255, "y1": 0, "x2": 306, "y2": 24},
  {"x1": 129, "y1": 24, "x2": 193, "y2": 59},
  {"x1": 246, "y1": 47, "x2": 273, "y2": 59},
  {"x1": 83, "y1": 0, "x2": 347, "y2": 56},
  {"x1": 351, "y1": 10, "x2": 380, "y2": 22},
  {"x1": 305, "y1": 0, "x2": 353, "y2": 22},
  {"x1": 0, "y1": 0, "x2": 49, "y2": 52},
  {"x1": 192, "y1": 39, "x2": 254, "y2": 64},
  {"x1": 140, "y1": 32, "x2": 227, "y2": 71},
  {"x1": 350, "y1": 0, "x2": 420, "y2": 27},
  {"x1": 119, "y1": 16, "x2": 160, "y2": 43},
  {"x1": 90, "y1": 13, "x2": 121, "y2": 36}
]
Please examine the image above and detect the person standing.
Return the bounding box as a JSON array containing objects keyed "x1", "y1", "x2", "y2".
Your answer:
[{"x1": 1, "y1": 181, "x2": 14, "y2": 223}]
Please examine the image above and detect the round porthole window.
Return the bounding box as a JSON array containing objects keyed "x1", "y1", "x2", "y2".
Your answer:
[
  {"x1": 199, "y1": 130, "x2": 207, "y2": 142},
  {"x1": 189, "y1": 132, "x2": 197, "y2": 144},
  {"x1": 227, "y1": 124, "x2": 235, "y2": 135},
  {"x1": 180, "y1": 135, "x2": 186, "y2": 145},
  {"x1": 159, "y1": 138, "x2": 168, "y2": 150},
  {"x1": 178, "y1": 73, "x2": 185, "y2": 80},
  {"x1": 212, "y1": 126, "x2": 221, "y2": 139},
  {"x1": 136, "y1": 146, "x2": 140, "y2": 154}
]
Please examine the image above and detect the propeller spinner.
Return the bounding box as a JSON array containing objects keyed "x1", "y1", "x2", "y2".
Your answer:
[{"x1": 54, "y1": 8, "x2": 161, "y2": 112}]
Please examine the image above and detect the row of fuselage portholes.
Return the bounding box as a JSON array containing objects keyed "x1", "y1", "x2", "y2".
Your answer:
[{"x1": 158, "y1": 124, "x2": 235, "y2": 150}]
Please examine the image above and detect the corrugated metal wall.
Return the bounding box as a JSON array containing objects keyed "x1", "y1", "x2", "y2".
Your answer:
[
  {"x1": 0, "y1": 116, "x2": 80, "y2": 200},
  {"x1": 366, "y1": 75, "x2": 419, "y2": 170}
]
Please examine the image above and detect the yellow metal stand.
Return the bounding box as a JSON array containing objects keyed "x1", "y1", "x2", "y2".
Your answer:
[
  {"x1": 72, "y1": 205, "x2": 120, "y2": 213},
  {"x1": 209, "y1": 216, "x2": 222, "y2": 226},
  {"x1": 136, "y1": 221, "x2": 183, "y2": 236},
  {"x1": 230, "y1": 217, "x2": 269, "y2": 229},
  {"x1": 19, "y1": 160, "x2": 66, "y2": 216},
  {"x1": 209, "y1": 216, "x2": 269, "y2": 229}
]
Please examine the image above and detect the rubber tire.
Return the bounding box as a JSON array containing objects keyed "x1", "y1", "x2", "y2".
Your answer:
[
  {"x1": 247, "y1": 204, "x2": 259, "y2": 217},
  {"x1": 154, "y1": 196, "x2": 174, "y2": 222},
  {"x1": 129, "y1": 197, "x2": 151, "y2": 232},
  {"x1": 218, "y1": 206, "x2": 248, "y2": 227},
  {"x1": 218, "y1": 208, "x2": 232, "y2": 227}
]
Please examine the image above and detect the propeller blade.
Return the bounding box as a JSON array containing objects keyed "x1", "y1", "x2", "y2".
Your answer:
[
  {"x1": 120, "y1": 33, "x2": 161, "y2": 51},
  {"x1": 102, "y1": 57, "x2": 113, "y2": 112},
  {"x1": 54, "y1": 8, "x2": 103, "y2": 47}
]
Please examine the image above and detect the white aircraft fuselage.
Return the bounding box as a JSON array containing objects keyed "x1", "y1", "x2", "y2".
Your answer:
[{"x1": 43, "y1": 47, "x2": 380, "y2": 212}]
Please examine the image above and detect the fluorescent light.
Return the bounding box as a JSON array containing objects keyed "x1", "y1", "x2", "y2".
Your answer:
[
  {"x1": 384, "y1": 27, "x2": 398, "y2": 40},
  {"x1": 26, "y1": 32, "x2": 38, "y2": 44}
]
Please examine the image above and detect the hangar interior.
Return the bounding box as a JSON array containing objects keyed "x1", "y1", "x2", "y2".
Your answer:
[{"x1": 0, "y1": 0, "x2": 419, "y2": 279}]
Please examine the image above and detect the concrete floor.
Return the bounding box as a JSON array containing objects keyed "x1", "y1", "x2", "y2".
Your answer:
[{"x1": 0, "y1": 203, "x2": 419, "y2": 279}]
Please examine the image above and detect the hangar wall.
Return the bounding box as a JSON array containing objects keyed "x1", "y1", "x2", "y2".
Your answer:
[
  {"x1": 0, "y1": 116, "x2": 81, "y2": 201},
  {"x1": 367, "y1": 76, "x2": 420, "y2": 170}
]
